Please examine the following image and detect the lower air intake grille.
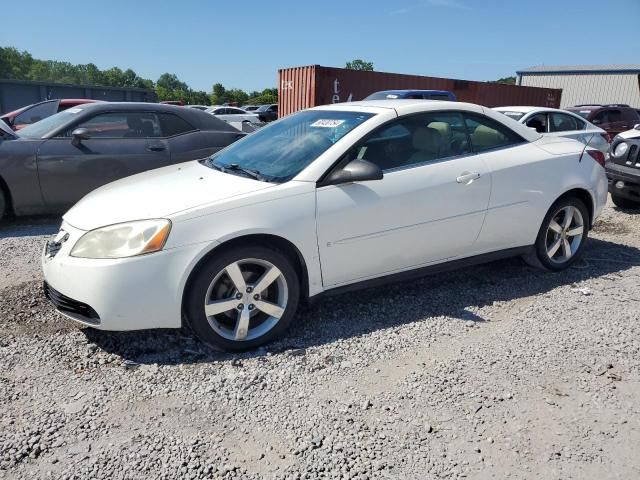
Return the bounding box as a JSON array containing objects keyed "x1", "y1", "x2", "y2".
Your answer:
[{"x1": 43, "y1": 282, "x2": 100, "y2": 325}]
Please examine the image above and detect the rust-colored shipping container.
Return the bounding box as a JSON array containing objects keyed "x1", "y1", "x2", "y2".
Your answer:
[{"x1": 279, "y1": 65, "x2": 562, "y2": 117}]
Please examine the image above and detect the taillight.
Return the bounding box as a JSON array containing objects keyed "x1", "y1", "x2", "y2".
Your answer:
[
  {"x1": 587, "y1": 149, "x2": 606, "y2": 168},
  {"x1": 601, "y1": 132, "x2": 613, "y2": 143}
]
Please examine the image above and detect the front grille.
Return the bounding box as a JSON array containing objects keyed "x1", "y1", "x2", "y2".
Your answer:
[{"x1": 43, "y1": 282, "x2": 100, "y2": 325}]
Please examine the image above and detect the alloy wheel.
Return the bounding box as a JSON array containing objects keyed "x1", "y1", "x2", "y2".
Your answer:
[
  {"x1": 545, "y1": 206, "x2": 584, "y2": 264},
  {"x1": 204, "y1": 258, "x2": 288, "y2": 341}
]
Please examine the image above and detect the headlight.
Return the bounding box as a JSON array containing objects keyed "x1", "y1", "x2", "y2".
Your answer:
[
  {"x1": 612, "y1": 141, "x2": 628, "y2": 158},
  {"x1": 70, "y1": 219, "x2": 171, "y2": 259}
]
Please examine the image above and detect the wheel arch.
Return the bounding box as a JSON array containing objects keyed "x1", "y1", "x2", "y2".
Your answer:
[
  {"x1": 0, "y1": 174, "x2": 14, "y2": 217},
  {"x1": 181, "y1": 233, "x2": 311, "y2": 320},
  {"x1": 554, "y1": 188, "x2": 595, "y2": 229}
]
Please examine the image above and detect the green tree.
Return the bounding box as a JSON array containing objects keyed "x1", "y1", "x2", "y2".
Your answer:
[
  {"x1": 0, "y1": 47, "x2": 34, "y2": 79},
  {"x1": 494, "y1": 76, "x2": 516, "y2": 85},
  {"x1": 345, "y1": 59, "x2": 374, "y2": 71},
  {"x1": 157, "y1": 73, "x2": 189, "y2": 92}
]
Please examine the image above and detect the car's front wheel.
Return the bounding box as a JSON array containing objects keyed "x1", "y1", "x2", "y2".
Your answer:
[
  {"x1": 526, "y1": 196, "x2": 589, "y2": 271},
  {"x1": 184, "y1": 245, "x2": 300, "y2": 351}
]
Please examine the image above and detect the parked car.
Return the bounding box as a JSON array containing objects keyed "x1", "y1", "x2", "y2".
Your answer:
[
  {"x1": 1, "y1": 99, "x2": 102, "y2": 131},
  {"x1": 566, "y1": 104, "x2": 640, "y2": 142},
  {"x1": 205, "y1": 106, "x2": 261, "y2": 124},
  {"x1": 255, "y1": 104, "x2": 278, "y2": 122},
  {"x1": 494, "y1": 106, "x2": 609, "y2": 153},
  {"x1": 241, "y1": 105, "x2": 259, "y2": 112},
  {"x1": 606, "y1": 125, "x2": 640, "y2": 209},
  {"x1": 0, "y1": 102, "x2": 244, "y2": 220},
  {"x1": 364, "y1": 90, "x2": 457, "y2": 101},
  {"x1": 42, "y1": 100, "x2": 607, "y2": 351},
  {"x1": 186, "y1": 105, "x2": 209, "y2": 111}
]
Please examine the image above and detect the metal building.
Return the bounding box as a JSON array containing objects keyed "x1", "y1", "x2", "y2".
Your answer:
[
  {"x1": 517, "y1": 65, "x2": 640, "y2": 108},
  {"x1": 0, "y1": 79, "x2": 157, "y2": 114}
]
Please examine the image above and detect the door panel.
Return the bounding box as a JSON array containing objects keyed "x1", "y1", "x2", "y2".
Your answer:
[
  {"x1": 317, "y1": 156, "x2": 491, "y2": 287},
  {"x1": 36, "y1": 137, "x2": 170, "y2": 211}
]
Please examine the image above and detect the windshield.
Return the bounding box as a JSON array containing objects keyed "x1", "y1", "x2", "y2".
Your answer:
[
  {"x1": 496, "y1": 111, "x2": 526, "y2": 121},
  {"x1": 256, "y1": 105, "x2": 272, "y2": 112},
  {"x1": 572, "y1": 110, "x2": 592, "y2": 119},
  {"x1": 365, "y1": 92, "x2": 399, "y2": 100},
  {"x1": 17, "y1": 108, "x2": 84, "y2": 138},
  {"x1": 205, "y1": 110, "x2": 375, "y2": 182}
]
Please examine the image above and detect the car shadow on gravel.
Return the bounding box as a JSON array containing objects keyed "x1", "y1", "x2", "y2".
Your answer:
[
  {"x1": 0, "y1": 216, "x2": 60, "y2": 238},
  {"x1": 83, "y1": 237, "x2": 640, "y2": 365}
]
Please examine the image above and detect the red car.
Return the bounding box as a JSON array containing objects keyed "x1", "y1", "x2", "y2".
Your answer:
[
  {"x1": 566, "y1": 104, "x2": 640, "y2": 142},
  {"x1": 1, "y1": 99, "x2": 102, "y2": 131}
]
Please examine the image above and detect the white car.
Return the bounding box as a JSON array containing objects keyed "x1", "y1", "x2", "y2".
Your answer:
[
  {"x1": 494, "y1": 106, "x2": 610, "y2": 154},
  {"x1": 42, "y1": 100, "x2": 608, "y2": 351},
  {"x1": 205, "y1": 106, "x2": 260, "y2": 125}
]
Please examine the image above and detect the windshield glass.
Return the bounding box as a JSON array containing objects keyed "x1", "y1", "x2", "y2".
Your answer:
[
  {"x1": 256, "y1": 105, "x2": 271, "y2": 112},
  {"x1": 17, "y1": 108, "x2": 84, "y2": 138},
  {"x1": 365, "y1": 92, "x2": 399, "y2": 100},
  {"x1": 572, "y1": 110, "x2": 592, "y2": 119},
  {"x1": 497, "y1": 111, "x2": 526, "y2": 121},
  {"x1": 206, "y1": 110, "x2": 374, "y2": 182}
]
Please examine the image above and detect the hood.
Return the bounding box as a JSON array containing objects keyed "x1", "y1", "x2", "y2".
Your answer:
[
  {"x1": 64, "y1": 160, "x2": 275, "y2": 231},
  {"x1": 617, "y1": 128, "x2": 640, "y2": 141}
]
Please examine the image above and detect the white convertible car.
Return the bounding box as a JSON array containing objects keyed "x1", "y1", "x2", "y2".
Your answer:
[{"x1": 42, "y1": 100, "x2": 608, "y2": 350}]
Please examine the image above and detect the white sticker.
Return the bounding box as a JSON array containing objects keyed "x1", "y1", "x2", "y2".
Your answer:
[
  {"x1": 66, "y1": 108, "x2": 83, "y2": 114},
  {"x1": 310, "y1": 119, "x2": 345, "y2": 128},
  {"x1": 579, "y1": 111, "x2": 590, "y2": 114},
  {"x1": 385, "y1": 94, "x2": 399, "y2": 99}
]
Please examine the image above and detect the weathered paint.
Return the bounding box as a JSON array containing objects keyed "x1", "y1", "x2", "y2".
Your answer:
[{"x1": 279, "y1": 65, "x2": 562, "y2": 117}]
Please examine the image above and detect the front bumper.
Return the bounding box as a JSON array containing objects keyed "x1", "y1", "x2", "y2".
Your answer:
[
  {"x1": 41, "y1": 222, "x2": 214, "y2": 331},
  {"x1": 606, "y1": 163, "x2": 640, "y2": 202}
]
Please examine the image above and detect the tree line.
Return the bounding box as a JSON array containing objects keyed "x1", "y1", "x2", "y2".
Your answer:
[{"x1": 0, "y1": 46, "x2": 277, "y2": 106}]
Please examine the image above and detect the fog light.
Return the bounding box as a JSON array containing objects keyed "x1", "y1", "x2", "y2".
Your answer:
[{"x1": 615, "y1": 181, "x2": 625, "y2": 189}]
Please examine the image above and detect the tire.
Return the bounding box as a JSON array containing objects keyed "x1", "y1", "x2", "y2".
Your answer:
[
  {"x1": 611, "y1": 194, "x2": 640, "y2": 210},
  {"x1": 525, "y1": 196, "x2": 589, "y2": 271},
  {"x1": 184, "y1": 245, "x2": 300, "y2": 351}
]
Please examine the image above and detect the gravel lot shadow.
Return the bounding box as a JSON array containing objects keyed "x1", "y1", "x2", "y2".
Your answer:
[
  {"x1": 0, "y1": 216, "x2": 59, "y2": 238},
  {"x1": 84, "y1": 237, "x2": 640, "y2": 365}
]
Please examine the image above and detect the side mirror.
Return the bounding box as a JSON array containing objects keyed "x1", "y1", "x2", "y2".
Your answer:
[
  {"x1": 634, "y1": 124, "x2": 640, "y2": 131},
  {"x1": 71, "y1": 128, "x2": 91, "y2": 146},
  {"x1": 592, "y1": 119, "x2": 600, "y2": 125},
  {"x1": 323, "y1": 158, "x2": 383, "y2": 186}
]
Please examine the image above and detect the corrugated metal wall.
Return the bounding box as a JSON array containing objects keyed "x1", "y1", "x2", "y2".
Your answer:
[
  {"x1": 519, "y1": 73, "x2": 640, "y2": 108},
  {"x1": 0, "y1": 79, "x2": 157, "y2": 114},
  {"x1": 279, "y1": 65, "x2": 562, "y2": 117}
]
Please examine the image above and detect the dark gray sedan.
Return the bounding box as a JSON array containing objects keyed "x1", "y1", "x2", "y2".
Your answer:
[{"x1": 0, "y1": 102, "x2": 244, "y2": 219}]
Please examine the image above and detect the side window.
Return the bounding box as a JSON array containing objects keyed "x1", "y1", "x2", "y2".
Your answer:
[
  {"x1": 525, "y1": 113, "x2": 547, "y2": 133},
  {"x1": 348, "y1": 112, "x2": 471, "y2": 171},
  {"x1": 14, "y1": 101, "x2": 58, "y2": 126},
  {"x1": 465, "y1": 114, "x2": 525, "y2": 152},
  {"x1": 550, "y1": 113, "x2": 580, "y2": 132},
  {"x1": 269, "y1": 105, "x2": 277, "y2": 112},
  {"x1": 73, "y1": 112, "x2": 161, "y2": 138},
  {"x1": 622, "y1": 108, "x2": 640, "y2": 121},
  {"x1": 157, "y1": 113, "x2": 196, "y2": 137}
]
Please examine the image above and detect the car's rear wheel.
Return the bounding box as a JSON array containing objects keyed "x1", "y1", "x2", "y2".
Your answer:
[
  {"x1": 184, "y1": 245, "x2": 300, "y2": 351},
  {"x1": 525, "y1": 196, "x2": 589, "y2": 271},
  {"x1": 611, "y1": 194, "x2": 640, "y2": 210}
]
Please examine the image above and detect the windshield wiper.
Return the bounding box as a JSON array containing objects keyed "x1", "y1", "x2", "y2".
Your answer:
[{"x1": 220, "y1": 163, "x2": 265, "y2": 181}]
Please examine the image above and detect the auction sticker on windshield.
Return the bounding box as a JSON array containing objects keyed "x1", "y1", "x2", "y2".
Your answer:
[
  {"x1": 310, "y1": 119, "x2": 346, "y2": 128},
  {"x1": 66, "y1": 108, "x2": 83, "y2": 114}
]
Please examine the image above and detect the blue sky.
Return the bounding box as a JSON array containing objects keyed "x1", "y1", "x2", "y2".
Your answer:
[{"x1": 2, "y1": 0, "x2": 639, "y2": 92}]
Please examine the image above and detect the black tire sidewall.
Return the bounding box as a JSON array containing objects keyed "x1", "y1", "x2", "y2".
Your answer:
[
  {"x1": 0, "y1": 190, "x2": 5, "y2": 222},
  {"x1": 184, "y1": 245, "x2": 300, "y2": 351},
  {"x1": 535, "y1": 196, "x2": 589, "y2": 271}
]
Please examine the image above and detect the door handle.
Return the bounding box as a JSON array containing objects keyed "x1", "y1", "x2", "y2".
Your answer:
[
  {"x1": 146, "y1": 144, "x2": 166, "y2": 152},
  {"x1": 456, "y1": 172, "x2": 481, "y2": 184}
]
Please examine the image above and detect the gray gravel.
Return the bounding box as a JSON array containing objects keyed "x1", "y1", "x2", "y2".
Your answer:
[{"x1": 1, "y1": 201, "x2": 640, "y2": 479}]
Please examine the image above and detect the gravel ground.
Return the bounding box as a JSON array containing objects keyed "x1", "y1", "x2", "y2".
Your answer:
[{"x1": 1, "y1": 201, "x2": 639, "y2": 480}]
